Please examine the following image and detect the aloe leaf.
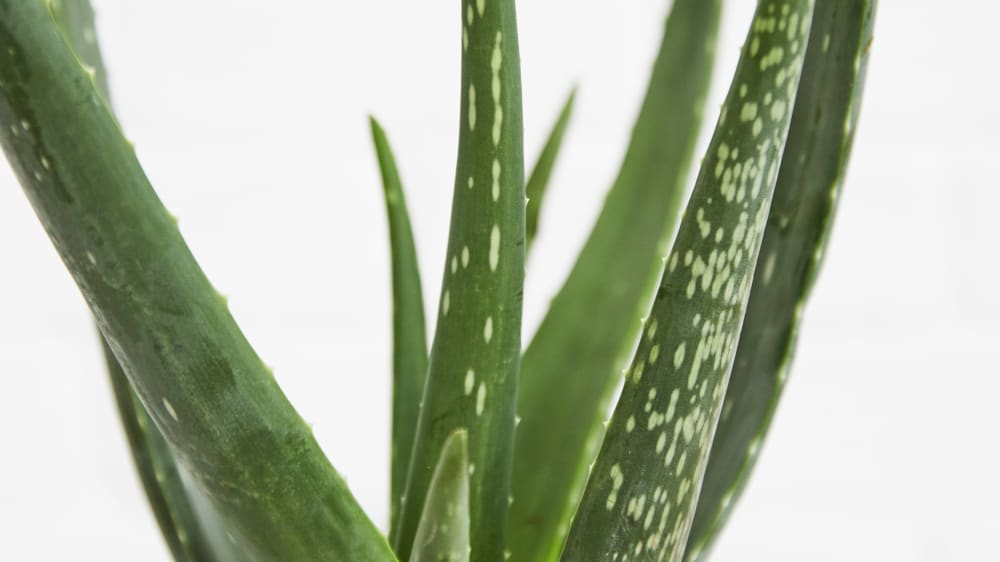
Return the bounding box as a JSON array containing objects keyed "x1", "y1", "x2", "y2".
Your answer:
[
  {"x1": 507, "y1": 1, "x2": 721, "y2": 560},
  {"x1": 106, "y1": 339, "x2": 256, "y2": 562},
  {"x1": 684, "y1": 1, "x2": 876, "y2": 559},
  {"x1": 525, "y1": 88, "x2": 575, "y2": 253},
  {"x1": 558, "y1": 1, "x2": 815, "y2": 560},
  {"x1": 0, "y1": 4, "x2": 395, "y2": 561},
  {"x1": 389, "y1": 1, "x2": 525, "y2": 561},
  {"x1": 49, "y1": 3, "x2": 251, "y2": 560},
  {"x1": 104, "y1": 338, "x2": 214, "y2": 562},
  {"x1": 369, "y1": 116, "x2": 431, "y2": 536},
  {"x1": 409, "y1": 430, "x2": 470, "y2": 562}
]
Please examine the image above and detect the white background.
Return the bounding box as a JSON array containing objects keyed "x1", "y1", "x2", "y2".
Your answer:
[{"x1": 1, "y1": 1, "x2": 998, "y2": 560}]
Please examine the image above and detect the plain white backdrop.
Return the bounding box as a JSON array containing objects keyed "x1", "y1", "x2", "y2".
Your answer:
[{"x1": 1, "y1": 1, "x2": 997, "y2": 560}]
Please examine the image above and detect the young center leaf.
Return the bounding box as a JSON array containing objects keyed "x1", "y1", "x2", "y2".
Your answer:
[
  {"x1": 684, "y1": 1, "x2": 877, "y2": 559},
  {"x1": 558, "y1": 1, "x2": 815, "y2": 560},
  {"x1": 409, "y1": 430, "x2": 471, "y2": 562}
]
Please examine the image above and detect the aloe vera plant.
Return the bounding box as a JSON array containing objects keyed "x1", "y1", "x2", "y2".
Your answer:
[{"x1": 1, "y1": 0, "x2": 875, "y2": 561}]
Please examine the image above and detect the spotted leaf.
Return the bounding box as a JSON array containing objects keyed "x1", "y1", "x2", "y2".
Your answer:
[
  {"x1": 558, "y1": 1, "x2": 815, "y2": 560},
  {"x1": 0, "y1": 3, "x2": 396, "y2": 560},
  {"x1": 51, "y1": 4, "x2": 255, "y2": 560},
  {"x1": 389, "y1": 1, "x2": 525, "y2": 561},
  {"x1": 685, "y1": 1, "x2": 877, "y2": 559}
]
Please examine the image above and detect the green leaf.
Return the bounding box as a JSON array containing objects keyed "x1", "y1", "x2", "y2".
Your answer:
[
  {"x1": 389, "y1": 1, "x2": 525, "y2": 561},
  {"x1": 525, "y1": 88, "x2": 575, "y2": 253},
  {"x1": 0, "y1": 4, "x2": 395, "y2": 561},
  {"x1": 50, "y1": 3, "x2": 251, "y2": 560},
  {"x1": 557, "y1": 1, "x2": 815, "y2": 560},
  {"x1": 409, "y1": 430, "x2": 471, "y2": 562},
  {"x1": 105, "y1": 339, "x2": 253, "y2": 562},
  {"x1": 104, "y1": 338, "x2": 218, "y2": 562},
  {"x1": 684, "y1": 1, "x2": 877, "y2": 559},
  {"x1": 369, "y1": 116, "x2": 430, "y2": 536},
  {"x1": 507, "y1": 1, "x2": 721, "y2": 560},
  {"x1": 49, "y1": 0, "x2": 111, "y2": 103}
]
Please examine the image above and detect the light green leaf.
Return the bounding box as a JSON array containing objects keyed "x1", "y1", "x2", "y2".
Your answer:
[
  {"x1": 525, "y1": 88, "x2": 576, "y2": 253},
  {"x1": 558, "y1": 1, "x2": 815, "y2": 560},
  {"x1": 684, "y1": 1, "x2": 877, "y2": 559},
  {"x1": 389, "y1": 1, "x2": 525, "y2": 561},
  {"x1": 369, "y1": 117, "x2": 430, "y2": 536},
  {"x1": 0, "y1": 3, "x2": 395, "y2": 560},
  {"x1": 409, "y1": 430, "x2": 470, "y2": 562},
  {"x1": 507, "y1": 1, "x2": 721, "y2": 560}
]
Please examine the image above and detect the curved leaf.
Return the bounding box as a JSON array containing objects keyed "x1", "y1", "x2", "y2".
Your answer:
[
  {"x1": 369, "y1": 117, "x2": 430, "y2": 536},
  {"x1": 390, "y1": 1, "x2": 526, "y2": 561},
  {"x1": 50, "y1": 3, "x2": 251, "y2": 560},
  {"x1": 558, "y1": 1, "x2": 815, "y2": 560},
  {"x1": 525, "y1": 88, "x2": 576, "y2": 253},
  {"x1": 0, "y1": 4, "x2": 395, "y2": 561},
  {"x1": 106, "y1": 340, "x2": 253, "y2": 562},
  {"x1": 410, "y1": 430, "x2": 470, "y2": 562},
  {"x1": 684, "y1": 1, "x2": 877, "y2": 559},
  {"x1": 507, "y1": 1, "x2": 722, "y2": 560}
]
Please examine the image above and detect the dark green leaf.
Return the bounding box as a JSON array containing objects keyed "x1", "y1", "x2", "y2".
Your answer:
[
  {"x1": 390, "y1": 1, "x2": 525, "y2": 561},
  {"x1": 558, "y1": 1, "x2": 815, "y2": 560},
  {"x1": 105, "y1": 339, "x2": 252, "y2": 562},
  {"x1": 50, "y1": 4, "x2": 252, "y2": 560},
  {"x1": 0, "y1": 4, "x2": 395, "y2": 560},
  {"x1": 684, "y1": 1, "x2": 877, "y2": 559}
]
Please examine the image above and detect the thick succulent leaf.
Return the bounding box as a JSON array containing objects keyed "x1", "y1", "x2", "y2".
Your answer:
[
  {"x1": 369, "y1": 117, "x2": 430, "y2": 536},
  {"x1": 558, "y1": 1, "x2": 814, "y2": 560},
  {"x1": 409, "y1": 430, "x2": 470, "y2": 562},
  {"x1": 525, "y1": 88, "x2": 575, "y2": 253},
  {"x1": 0, "y1": 4, "x2": 395, "y2": 561},
  {"x1": 684, "y1": 1, "x2": 877, "y2": 559},
  {"x1": 389, "y1": 1, "x2": 525, "y2": 561},
  {"x1": 104, "y1": 338, "x2": 214, "y2": 562},
  {"x1": 507, "y1": 1, "x2": 721, "y2": 560},
  {"x1": 50, "y1": 3, "x2": 250, "y2": 560},
  {"x1": 105, "y1": 340, "x2": 254, "y2": 562}
]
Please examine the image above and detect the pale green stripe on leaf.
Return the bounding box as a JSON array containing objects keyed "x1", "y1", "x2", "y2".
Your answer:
[
  {"x1": 409, "y1": 430, "x2": 471, "y2": 562},
  {"x1": 525, "y1": 88, "x2": 576, "y2": 253},
  {"x1": 369, "y1": 117, "x2": 430, "y2": 536},
  {"x1": 507, "y1": 2, "x2": 721, "y2": 560},
  {"x1": 391, "y1": 1, "x2": 525, "y2": 561},
  {"x1": 0, "y1": 4, "x2": 395, "y2": 560},
  {"x1": 685, "y1": 2, "x2": 876, "y2": 560},
  {"x1": 558, "y1": 1, "x2": 814, "y2": 560}
]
